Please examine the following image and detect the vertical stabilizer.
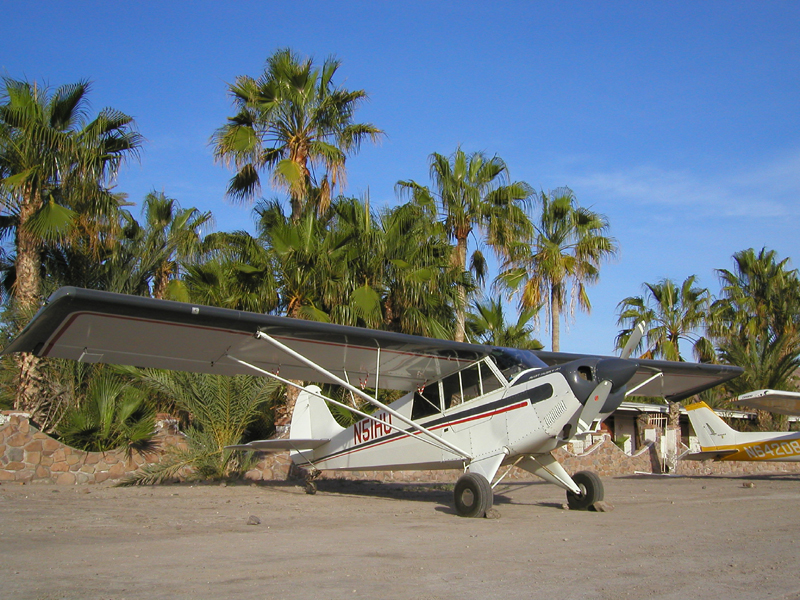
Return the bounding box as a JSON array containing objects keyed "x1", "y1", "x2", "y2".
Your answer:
[
  {"x1": 289, "y1": 385, "x2": 345, "y2": 441},
  {"x1": 685, "y1": 402, "x2": 738, "y2": 449}
]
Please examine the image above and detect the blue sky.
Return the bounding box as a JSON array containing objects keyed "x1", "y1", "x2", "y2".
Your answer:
[{"x1": 2, "y1": 1, "x2": 798, "y2": 354}]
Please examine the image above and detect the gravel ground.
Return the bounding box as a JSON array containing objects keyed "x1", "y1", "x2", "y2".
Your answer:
[{"x1": 1, "y1": 473, "x2": 799, "y2": 600}]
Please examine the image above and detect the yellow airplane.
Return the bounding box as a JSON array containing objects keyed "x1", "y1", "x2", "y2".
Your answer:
[{"x1": 684, "y1": 401, "x2": 800, "y2": 462}]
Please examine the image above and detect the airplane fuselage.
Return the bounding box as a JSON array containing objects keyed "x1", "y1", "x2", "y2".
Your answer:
[
  {"x1": 700, "y1": 432, "x2": 800, "y2": 462},
  {"x1": 293, "y1": 364, "x2": 584, "y2": 472}
]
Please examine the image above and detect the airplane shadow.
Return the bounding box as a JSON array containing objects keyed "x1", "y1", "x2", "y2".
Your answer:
[
  {"x1": 616, "y1": 472, "x2": 800, "y2": 483},
  {"x1": 310, "y1": 478, "x2": 567, "y2": 513}
]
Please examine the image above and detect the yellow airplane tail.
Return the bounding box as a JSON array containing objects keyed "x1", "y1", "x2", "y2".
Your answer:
[{"x1": 685, "y1": 401, "x2": 738, "y2": 449}]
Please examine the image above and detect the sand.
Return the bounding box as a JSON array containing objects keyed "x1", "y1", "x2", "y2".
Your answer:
[{"x1": 1, "y1": 473, "x2": 799, "y2": 600}]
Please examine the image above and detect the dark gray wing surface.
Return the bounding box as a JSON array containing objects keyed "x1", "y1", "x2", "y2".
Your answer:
[
  {"x1": 3, "y1": 287, "x2": 494, "y2": 391},
  {"x1": 534, "y1": 350, "x2": 742, "y2": 402}
]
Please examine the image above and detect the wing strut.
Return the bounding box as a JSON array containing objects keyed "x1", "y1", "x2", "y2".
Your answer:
[
  {"x1": 625, "y1": 371, "x2": 664, "y2": 397},
  {"x1": 241, "y1": 330, "x2": 472, "y2": 460},
  {"x1": 226, "y1": 354, "x2": 466, "y2": 457}
]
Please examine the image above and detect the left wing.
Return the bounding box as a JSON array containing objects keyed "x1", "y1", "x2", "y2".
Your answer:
[
  {"x1": 2, "y1": 287, "x2": 502, "y2": 392},
  {"x1": 731, "y1": 389, "x2": 800, "y2": 416}
]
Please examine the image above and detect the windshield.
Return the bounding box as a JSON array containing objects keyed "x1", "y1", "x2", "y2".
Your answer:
[{"x1": 491, "y1": 348, "x2": 547, "y2": 381}]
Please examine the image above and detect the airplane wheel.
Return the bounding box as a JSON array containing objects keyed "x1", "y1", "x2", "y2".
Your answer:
[
  {"x1": 454, "y1": 472, "x2": 493, "y2": 518},
  {"x1": 305, "y1": 481, "x2": 317, "y2": 495},
  {"x1": 566, "y1": 470, "x2": 604, "y2": 510}
]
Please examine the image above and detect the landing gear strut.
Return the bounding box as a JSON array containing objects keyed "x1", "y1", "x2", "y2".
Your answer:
[
  {"x1": 566, "y1": 470, "x2": 603, "y2": 510},
  {"x1": 454, "y1": 472, "x2": 493, "y2": 518}
]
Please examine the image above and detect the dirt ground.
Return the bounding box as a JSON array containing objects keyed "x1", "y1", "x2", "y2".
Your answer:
[{"x1": 1, "y1": 472, "x2": 799, "y2": 600}]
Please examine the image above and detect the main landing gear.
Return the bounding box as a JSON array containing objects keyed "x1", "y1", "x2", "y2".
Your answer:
[
  {"x1": 454, "y1": 472, "x2": 493, "y2": 518},
  {"x1": 453, "y1": 467, "x2": 603, "y2": 516},
  {"x1": 565, "y1": 470, "x2": 604, "y2": 510}
]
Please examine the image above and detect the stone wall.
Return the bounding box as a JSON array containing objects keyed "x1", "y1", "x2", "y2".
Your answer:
[
  {"x1": 5, "y1": 413, "x2": 800, "y2": 486},
  {"x1": 245, "y1": 437, "x2": 673, "y2": 484},
  {"x1": 0, "y1": 413, "x2": 188, "y2": 485}
]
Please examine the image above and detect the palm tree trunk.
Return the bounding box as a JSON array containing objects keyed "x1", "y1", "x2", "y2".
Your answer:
[
  {"x1": 551, "y1": 287, "x2": 560, "y2": 352},
  {"x1": 15, "y1": 190, "x2": 43, "y2": 414},
  {"x1": 454, "y1": 235, "x2": 468, "y2": 343}
]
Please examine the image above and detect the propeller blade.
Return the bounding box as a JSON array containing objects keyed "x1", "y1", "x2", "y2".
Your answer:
[
  {"x1": 621, "y1": 321, "x2": 646, "y2": 359},
  {"x1": 577, "y1": 380, "x2": 612, "y2": 434}
]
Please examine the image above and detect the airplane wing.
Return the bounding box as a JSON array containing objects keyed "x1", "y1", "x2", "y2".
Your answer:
[
  {"x1": 2, "y1": 287, "x2": 512, "y2": 392},
  {"x1": 534, "y1": 350, "x2": 742, "y2": 402},
  {"x1": 730, "y1": 389, "x2": 800, "y2": 416}
]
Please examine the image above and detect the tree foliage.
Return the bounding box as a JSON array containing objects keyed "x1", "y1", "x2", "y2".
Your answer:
[
  {"x1": 499, "y1": 187, "x2": 617, "y2": 351},
  {"x1": 616, "y1": 275, "x2": 714, "y2": 362},
  {"x1": 212, "y1": 48, "x2": 383, "y2": 219},
  {"x1": 120, "y1": 370, "x2": 280, "y2": 484}
]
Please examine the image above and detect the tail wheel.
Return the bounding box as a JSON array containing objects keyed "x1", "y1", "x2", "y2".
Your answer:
[
  {"x1": 454, "y1": 472, "x2": 493, "y2": 518},
  {"x1": 566, "y1": 470, "x2": 604, "y2": 510}
]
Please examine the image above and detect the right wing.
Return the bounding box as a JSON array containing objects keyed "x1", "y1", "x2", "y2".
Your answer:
[{"x1": 535, "y1": 351, "x2": 742, "y2": 402}]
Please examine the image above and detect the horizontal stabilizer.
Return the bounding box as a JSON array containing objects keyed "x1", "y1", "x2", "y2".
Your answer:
[
  {"x1": 682, "y1": 449, "x2": 739, "y2": 461},
  {"x1": 226, "y1": 438, "x2": 329, "y2": 452}
]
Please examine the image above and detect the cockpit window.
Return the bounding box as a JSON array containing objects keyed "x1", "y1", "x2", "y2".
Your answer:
[
  {"x1": 491, "y1": 348, "x2": 547, "y2": 381},
  {"x1": 412, "y1": 382, "x2": 441, "y2": 420},
  {"x1": 412, "y1": 358, "x2": 508, "y2": 417}
]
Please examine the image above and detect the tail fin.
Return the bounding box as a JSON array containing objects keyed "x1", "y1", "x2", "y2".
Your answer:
[
  {"x1": 685, "y1": 401, "x2": 738, "y2": 449},
  {"x1": 290, "y1": 385, "x2": 345, "y2": 441}
]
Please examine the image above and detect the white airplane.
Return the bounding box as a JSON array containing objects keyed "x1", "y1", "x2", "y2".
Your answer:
[
  {"x1": 684, "y1": 401, "x2": 800, "y2": 462},
  {"x1": 3, "y1": 288, "x2": 742, "y2": 517}
]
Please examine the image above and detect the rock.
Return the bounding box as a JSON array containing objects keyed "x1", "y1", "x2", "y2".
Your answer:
[
  {"x1": 592, "y1": 501, "x2": 614, "y2": 512},
  {"x1": 246, "y1": 515, "x2": 261, "y2": 525},
  {"x1": 484, "y1": 508, "x2": 501, "y2": 519},
  {"x1": 743, "y1": 482, "x2": 755, "y2": 488},
  {"x1": 56, "y1": 472, "x2": 76, "y2": 485}
]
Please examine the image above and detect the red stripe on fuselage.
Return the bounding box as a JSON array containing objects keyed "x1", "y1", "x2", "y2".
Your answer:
[{"x1": 314, "y1": 400, "x2": 529, "y2": 463}]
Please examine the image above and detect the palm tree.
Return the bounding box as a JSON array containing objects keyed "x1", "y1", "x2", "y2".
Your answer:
[
  {"x1": 183, "y1": 229, "x2": 280, "y2": 314},
  {"x1": 256, "y1": 199, "x2": 344, "y2": 322},
  {"x1": 710, "y1": 248, "x2": 800, "y2": 429},
  {"x1": 466, "y1": 297, "x2": 543, "y2": 350},
  {"x1": 0, "y1": 78, "x2": 141, "y2": 414},
  {"x1": 397, "y1": 147, "x2": 533, "y2": 342},
  {"x1": 379, "y1": 199, "x2": 465, "y2": 338},
  {"x1": 120, "y1": 369, "x2": 280, "y2": 484},
  {"x1": 130, "y1": 191, "x2": 212, "y2": 300},
  {"x1": 57, "y1": 370, "x2": 156, "y2": 455},
  {"x1": 616, "y1": 275, "x2": 713, "y2": 362},
  {"x1": 212, "y1": 48, "x2": 383, "y2": 220},
  {"x1": 499, "y1": 187, "x2": 617, "y2": 351},
  {"x1": 712, "y1": 247, "x2": 800, "y2": 341}
]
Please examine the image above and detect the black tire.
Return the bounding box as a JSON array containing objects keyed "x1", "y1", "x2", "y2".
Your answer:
[
  {"x1": 304, "y1": 481, "x2": 317, "y2": 495},
  {"x1": 566, "y1": 470, "x2": 604, "y2": 510},
  {"x1": 454, "y1": 472, "x2": 493, "y2": 518}
]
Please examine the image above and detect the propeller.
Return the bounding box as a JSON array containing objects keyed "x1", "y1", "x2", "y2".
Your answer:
[
  {"x1": 575, "y1": 357, "x2": 640, "y2": 434},
  {"x1": 620, "y1": 321, "x2": 646, "y2": 359},
  {"x1": 576, "y1": 380, "x2": 612, "y2": 434}
]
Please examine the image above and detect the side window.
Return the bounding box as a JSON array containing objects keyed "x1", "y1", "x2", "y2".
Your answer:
[
  {"x1": 479, "y1": 361, "x2": 504, "y2": 395},
  {"x1": 441, "y1": 372, "x2": 462, "y2": 409},
  {"x1": 459, "y1": 364, "x2": 482, "y2": 404},
  {"x1": 412, "y1": 382, "x2": 441, "y2": 420}
]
